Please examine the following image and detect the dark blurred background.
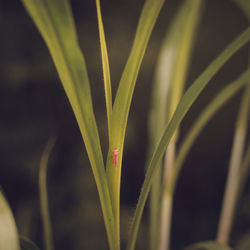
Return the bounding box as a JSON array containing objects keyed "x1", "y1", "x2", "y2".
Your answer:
[{"x1": 0, "y1": 0, "x2": 250, "y2": 249}]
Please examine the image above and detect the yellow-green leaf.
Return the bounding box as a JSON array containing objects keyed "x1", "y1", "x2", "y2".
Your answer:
[
  {"x1": 95, "y1": 0, "x2": 112, "y2": 139},
  {"x1": 105, "y1": 0, "x2": 165, "y2": 239},
  {"x1": 21, "y1": 1, "x2": 116, "y2": 248},
  {"x1": 0, "y1": 191, "x2": 20, "y2": 250}
]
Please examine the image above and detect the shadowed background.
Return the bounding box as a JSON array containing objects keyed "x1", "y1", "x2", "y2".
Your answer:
[{"x1": 0, "y1": 0, "x2": 249, "y2": 249}]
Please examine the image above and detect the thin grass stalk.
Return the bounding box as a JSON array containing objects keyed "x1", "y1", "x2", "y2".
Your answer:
[
  {"x1": 217, "y1": 84, "x2": 250, "y2": 245},
  {"x1": 39, "y1": 138, "x2": 56, "y2": 250},
  {"x1": 95, "y1": 0, "x2": 112, "y2": 139}
]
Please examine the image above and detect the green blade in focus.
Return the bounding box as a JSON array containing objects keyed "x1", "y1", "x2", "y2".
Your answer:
[
  {"x1": 95, "y1": 0, "x2": 112, "y2": 139},
  {"x1": 21, "y1": 0, "x2": 116, "y2": 248},
  {"x1": 105, "y1": 0, "x2": 165, "y2": 240}
]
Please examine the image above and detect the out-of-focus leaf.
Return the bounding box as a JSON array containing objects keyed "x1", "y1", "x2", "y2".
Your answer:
[
  {"x1": 39, "y1": 138, "x2": 55, "y2": 250},
  {"x1": 171, "y1": 70, "x2": 250, "y2": 192},
  {"x1": 148, "y1": 1, "x2": 203, "y2": 249},
  {"x1": 0, "y1": 191, "x2": 20, "y2": 250},
  {"x1": 183, "y1": 241, "x2": 232, "y2": 250},
  {"x1": 233, "y1": 0, "x2": 250, "y2": 21},
  {"x1": 126, "y1": 27, "x2": 250, "y2": 250},
  {"x1": 217, "y1": 1, "x2": 250, "y2": 243},
  {"x1": 235, "y1": 232, "x2": 250, "y2": 250},
  {"x1": 20, "y1": 236, "x2": 40, "y2": 250},
  {"x1": 217, "y1": 84, "x2": 250, "y2": 244}
]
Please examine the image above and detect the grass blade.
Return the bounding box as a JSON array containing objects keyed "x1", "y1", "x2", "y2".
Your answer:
[
  {"x1": 0, "y1": 191, "x2": 21, "y2": 250},
  {"x1": 95, "y1": 0, "x2": 112, "y2": 139},
  {"x1": 233, "y1": 0, "x2": 250, "y2": 21},
  {"x1": 239, "y1": 144, "x2": 250, "y2": 195},
  {"x1": 167, "y1": 70, "x2": 250, "y2": 195},
  {"x1": 105, "y1": 0, "x2": 165, "y2": 239},
  {"x1": 21, "y1": 1, "x2": 117, "y2": 248},
  {"x1": 19, "y1": 236, "x2": 40, "y2": 250},
  {"x1": 126, "y1": 27, "x2": 250, "y2": 250},
  {"x1": 183, "y1": 241, "x2": 232, "y2": 250},
  {"x1": 39, "y1": 138, "x2": 56, "y2": 250},
  {"x1": 217, "y1": 84, "x2": 250, "y2": 245},
  {"x1": 217, "y1": 1, "x2": 250, "y2": 245},
  {"x1": 153, "y1": 1, "x2": 203, "y2": 249},
  {"x1": 147, "y1": 0, "x2": 203, "y2": 248}
]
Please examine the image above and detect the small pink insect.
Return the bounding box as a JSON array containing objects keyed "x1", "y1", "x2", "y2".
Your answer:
[{"x1": 112, "y1": 149, "x2": 119, "y2": 168}]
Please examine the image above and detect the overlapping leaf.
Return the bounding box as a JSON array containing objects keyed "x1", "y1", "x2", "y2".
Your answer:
[
  {"x1": 126, "y1": 27, "x2": 250, "y2": 250},
  {"x1": 147, "y1": 1, "x2": 203, "y2": 249},
  {"x1": 21, "y1": 0, "x2": 116, "y2": 248}
]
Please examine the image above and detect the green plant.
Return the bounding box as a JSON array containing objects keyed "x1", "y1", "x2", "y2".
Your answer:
[{"x1": 1, "y1": 0, "x2": 250, "y2": 250}]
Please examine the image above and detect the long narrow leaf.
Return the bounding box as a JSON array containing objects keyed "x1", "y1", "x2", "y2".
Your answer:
[
  {"x1": 217, "y1": 84, "x2": 250, "y2": 244},
  {"x1": 0, "y1": 191, "x2": 20, "y2": 250},
  {"x1": 126, "y1": 27, "x2": 250, "y2": 250},
  {"x1": 167, "y1": 70, "x2": 250, "y2": 195},
  {"x1": 239, "y1": 144, "x2": 250, "y2": 194},
  {"x1": 95, "y1": 0, "x2": 112, "y2": 139},
  {"x1": 39, "y1": 138, "x2": 55, "y2": 250},
  {"x1": 105, "y1": 0, "x2": 165, "y2": 237},
  {"x1": 147, "y1": 1, "x2": 203, "y2": 249},
  {"x1": 233, "y1": 0, "x2": 250, "y2": 21},
  {"x1": 105, "y1": 0, "x2": 165, "y2": 240},
  {"x1": 158, "y1": 1, "x2": 204, "y2": 249},
  {"x1": 21, "y1": 1, "x2": 117, "y2": 249},
  {"x1": 217, "y1": 1, "x2": 250, "y2": 245}
]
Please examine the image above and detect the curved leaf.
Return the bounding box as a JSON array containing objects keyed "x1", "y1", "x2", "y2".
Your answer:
[
  {"x1": 21, "y1": 0, "x2": 116, "y2": 249},
  {"x1": 169, "y1": 70, "x2": 250, "y2": 194},
  {"x1": 0, "y1": 191, "x2": 20, "y2": 250},
  {"x1": 183, "y1": 241, "x2": 232, "y2": 250},
  {"x1": 126, "y1": 27, "x2": 250, "y2": 250},
  {"x1": 20, "y1": 236, "x2": 40, "y2": 250}
]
